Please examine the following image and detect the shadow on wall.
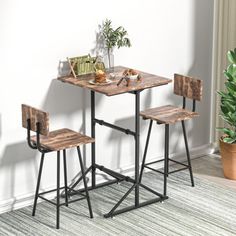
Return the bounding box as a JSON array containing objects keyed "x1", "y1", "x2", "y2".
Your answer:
[
  {"x1": 0, "y1": 114, "x2": 2, "y2": 140},
  {"x1": 0, "y1": 142, "x2": 37, "y2": 210},
  {"x1": 40, "y1": 69, "x2": 104, "y2": 184},
  {"x1": 160, "y1": 0, "x2": 214, "y2": 157},
  {"x1": 42, "y1": 79, "x2": 86, "y2": 116},
  {"x1": 184, "y1": 0, "x2": 214, "y2": 150},
  {"x1": 107, "y1": 115, "x2": 148, "y2": 170},
  {"x1": 91, "y1": 23, "x2": 106, "y2": 56}
]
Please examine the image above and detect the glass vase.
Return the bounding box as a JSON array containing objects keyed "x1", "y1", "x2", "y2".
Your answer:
[{"x1": 103, "y1": 49, "x2": 114, "y2": 72}]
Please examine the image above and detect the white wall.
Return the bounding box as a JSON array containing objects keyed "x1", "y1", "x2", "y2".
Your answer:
[{"x1": 0, "y1": 0, "x2": 214, "y2": 212}]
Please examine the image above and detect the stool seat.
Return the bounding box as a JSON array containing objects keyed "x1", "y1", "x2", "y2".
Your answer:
[
  {"x1": 31, "y1": 128, "x2": 95, "y2": 151},
  {"x1": 140, "y1": 105, "x2": 199, "y2": 124}
]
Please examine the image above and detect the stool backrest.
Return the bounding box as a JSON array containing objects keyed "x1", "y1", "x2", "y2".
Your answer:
[
  {"x1": 22, "y1": 104, "x2": 49, "y2": 136},
  {"x1": 174, "y1": 74, "x2": 203, "y2": 101}
]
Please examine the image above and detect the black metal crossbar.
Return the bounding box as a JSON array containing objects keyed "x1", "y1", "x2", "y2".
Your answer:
[
  {"x1": 38, "y1": 187, "x2": 86, "y2": 207},
  {"x1": 94, "y1": 118, "x2": 135, "y2": 136}
]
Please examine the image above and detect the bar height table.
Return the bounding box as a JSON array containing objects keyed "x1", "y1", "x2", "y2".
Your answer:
[{"x1": 58, "y1": 66, "x2": 172, "y2": 217}]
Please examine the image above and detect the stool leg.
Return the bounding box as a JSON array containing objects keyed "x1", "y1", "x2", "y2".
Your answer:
[
  {"x1": 139, "y1": 120, "x2": 153, "y2": 183},
  {"x1": 164, "y1": 124, "x2": 169, "y2": 196},
  {"x1": 56, "y1": 151, "x2": 60, "y2": 229},
  {"x1": 77, "y1": 147, "x2": 93, "y2": 218},
  {"x1": 181, "y1": 121, "x2": 194, "y2": 187},
  {"x1": 63, "y1": 149, "x2": 69, "y2": 207},
  {"x1": 32, "y1": 153, "x2": 45, "y2": 216}
]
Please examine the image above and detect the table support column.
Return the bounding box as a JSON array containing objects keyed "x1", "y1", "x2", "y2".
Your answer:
[
  {"x1": 135, "y1": 91, "x2": 140, "y2": 207},
  {"x1": 91, "y1": 91, "x2": 96, "y2": 188}
]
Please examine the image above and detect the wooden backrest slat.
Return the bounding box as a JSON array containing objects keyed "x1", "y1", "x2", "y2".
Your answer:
[
  {"x1": 22, "y1": 104, "x2": 49, "y2": 136},
  {"x1": 174, "y1": 74, "x2": 203, "y2": 101}
]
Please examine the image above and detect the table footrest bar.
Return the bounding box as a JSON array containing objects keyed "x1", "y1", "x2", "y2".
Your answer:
[
  {"x1": 68, "y1": 179, "x2": 120, "y2": 196},
  {"x1": 139, "y1": 183, "x2": 165, "y2": 198},
  {"x1": 104, "y1": 197, "x2": 168, "y2": 218},
  {"x1": 89, "y1": 179, "x2": 120, "y2": 189},
  {"x1": 104, "y1": 184, "x2": 136, "y2": 218},
  {"x1": 94, "y1": 118, "x2": 135, "y2": 136},
  {"x1": 95, "y1": 164, "x2": 135, "y2": 183}
]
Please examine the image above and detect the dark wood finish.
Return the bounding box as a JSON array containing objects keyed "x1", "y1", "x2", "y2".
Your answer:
[
  {"x1": 31, "y1": 128, "x2": 95, "y2": 151},
  {"x1": 57, "y1": 66, "x2": 172, "y2": 96},
  {"x1": 174, "y1": 74, "x2": 203, "y2": 101},
  {"x1": 140, "y1": 105, "x2": 199, "y2": 124},
  {"x1": 22, "y1": 104, "x2": 49, "y2": 136}
]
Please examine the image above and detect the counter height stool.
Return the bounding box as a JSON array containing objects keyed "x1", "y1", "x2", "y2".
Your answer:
[
  {"x1": 139, "y1": 74, "x2": 203, "y2": 195},
  {"x1": 21, "y1": 104, "x2": 94, "y2": 229}
]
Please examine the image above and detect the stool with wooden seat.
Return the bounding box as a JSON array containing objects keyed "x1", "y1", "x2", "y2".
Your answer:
[
  {"x1": 139, "y1": 74, "x2": 203, "y2": 196},
  {"x1": 21, "y1": 104, "x2": 94, "y2": 229}
]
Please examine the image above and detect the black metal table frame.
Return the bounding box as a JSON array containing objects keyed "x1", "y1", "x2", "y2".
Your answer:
[{"x1": 70, "y1": 90, "x2": 168, "y2": 218}]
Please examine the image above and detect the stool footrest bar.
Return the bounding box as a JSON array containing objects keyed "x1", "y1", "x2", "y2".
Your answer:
[{"x1": 168, "y1": 167, "x2": 189, "y2": 174}]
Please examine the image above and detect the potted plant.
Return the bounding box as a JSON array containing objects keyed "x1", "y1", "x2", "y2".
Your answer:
[
  {"x1": 101, "y1": 19, "x2": 131, "y2": 69},
  {"x1": 217, "y1": 48, "x2": 236, "y2": 179}
]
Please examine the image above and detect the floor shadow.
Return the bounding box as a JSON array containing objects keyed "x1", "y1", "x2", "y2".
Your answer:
[{"x1": 0, "y1": 141, "x2": 37, "y2": 210}]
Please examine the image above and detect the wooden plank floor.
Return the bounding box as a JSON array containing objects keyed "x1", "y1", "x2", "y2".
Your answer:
[{"x1": 191, "y1": 154, "x2": 236, "y2": 190}]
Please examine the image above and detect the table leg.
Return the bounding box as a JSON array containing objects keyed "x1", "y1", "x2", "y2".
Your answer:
[
  {"x1": 91, "y1": 91, "x2": 96, "y2": 188},
  {"x1": 135, "y1": 91, "x2": 140, "y2": 207}
]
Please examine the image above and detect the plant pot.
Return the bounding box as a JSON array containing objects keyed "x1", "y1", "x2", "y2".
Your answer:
[{"x1": 219, "y1": 138, "x2": 236, "y2": 180}]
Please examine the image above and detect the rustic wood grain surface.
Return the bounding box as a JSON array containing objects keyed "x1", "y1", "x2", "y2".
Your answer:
[
  {"x1": 22, "y1": 104, "x2": 49, "y2": 136},
  {"x1": 140, "y1": 105, "x2": 199, "y2": 124},
  {"x1": 31, "y1": 128, "x2": 95, "y2": 151},
  {"x1": 174, "y1": 74, "x2": 203, "y2": 101},
  {"x1": 57, "y1": 66, "x2": 172, "y2": 96}
]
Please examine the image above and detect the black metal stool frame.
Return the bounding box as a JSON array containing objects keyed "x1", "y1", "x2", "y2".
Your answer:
[
  {"x1": 139, "y1": 96, "x2": 196, "y2": 192},
  {"x1": 26, "y1": 119, "x2": 93, "y2": 229}
]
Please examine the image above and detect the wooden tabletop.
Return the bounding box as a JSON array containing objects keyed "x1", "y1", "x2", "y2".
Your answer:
[{"x1": 57, "y1": 66, "x2": 172, "y2": 96}]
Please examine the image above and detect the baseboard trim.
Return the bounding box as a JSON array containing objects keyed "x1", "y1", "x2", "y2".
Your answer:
[{"x1": 0, "y1": 143, "x2": 215, "y2": 215}]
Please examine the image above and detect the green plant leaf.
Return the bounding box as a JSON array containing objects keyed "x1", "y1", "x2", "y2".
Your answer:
[
  {"x1": 226, "y1": 64, "x2": 236, "y2": 78},
  {"x1": 227, "y1": 50, "x2": 236, "y2": 64},
  {"x1": 225, "y1": 81, "x2": 236, "y2": 92},
  {"x1": 101, "y1": 19, "x2": 131, "y2": 50},
  {"x1": 223, "y1": 137, "x2": 236, "y2": 143},
  {"x1": 219, "y1": 114, "x2": 234, "y2": 126},
  {"x1": 217, "y1": 128, "x2": 236, "y2": 138},
  {"x1": 224, "y1": 70, "x2": 234, "y2": 81}
]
